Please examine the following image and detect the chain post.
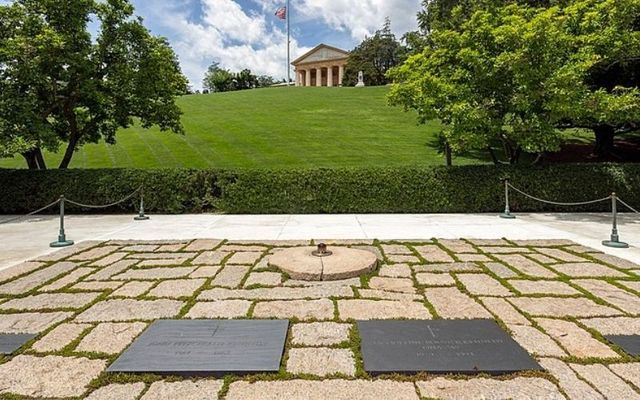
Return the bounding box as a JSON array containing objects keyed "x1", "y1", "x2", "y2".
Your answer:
[
  {"x1": 50, "y1": 196, "x2": 74, "y2": 248},
  {"x1": 134, "y1": 186, "x2": 150, "y2": 221},
  {"x1": 603, "y1": 192, "x2": 629, "y2": 249},
  {"x1": 499, "y1": 179, "x2": 516, "y2": 219}
]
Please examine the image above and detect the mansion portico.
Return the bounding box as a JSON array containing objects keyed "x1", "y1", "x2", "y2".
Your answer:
[{"x1": 292, "y1": 44, "x2": 349, "y2": 87}]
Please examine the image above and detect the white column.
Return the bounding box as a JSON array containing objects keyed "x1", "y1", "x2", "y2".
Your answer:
[
  {"x1": 327, "y1": 66, "x2": 334, "y2": 87},
  {"x1": 305, "y1": 69, "x2": 311, "y2": 87},
  {"x1": 316, "y1": 68, "x2": 322, "y2": 87},
  {"x1": 338, "y1": 65, "x2": 344, "y2": 86}
]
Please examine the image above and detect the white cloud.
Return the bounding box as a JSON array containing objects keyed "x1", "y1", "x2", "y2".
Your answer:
[{"x1": 293, "y1": 0, "x2": 421, "y2": 40}]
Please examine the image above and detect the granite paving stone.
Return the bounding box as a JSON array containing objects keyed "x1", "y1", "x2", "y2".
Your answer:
[
  {"x1": 573, "y1": 279, "x2": 640, "y2": 314},
  {"x1": 113, "y1": 266, "x2": 197, "y2": 280},
  {"x1": 512, "y1": 239, "x2": 576, "y2": 247},
  {"x1": 199, "y1": 286, "x2": 353, "y2": 300},
  {"x1": 413, "y1": 245, "x2": 455, "y2": 263},
  {"x1": 508, "y1": 297, "x2": 621, "y2": 317},
  {"x1": 456, "y1": 274, "x2": 511, "y2": 296},
  {"x1": 220, "y1": 245, "x2": 268, "y2": 252},
  {"x1": 40, "y1": 267, "x2": 95, "y2": 291},
  {"x1": 483, "y1": 262, "x2": 519, "y2": 278},
  {"x1": 590, "y1": 253, "x2": 639, "y2": 269},
  {"x1": 493, "y1": 255, "x2": 557, "y2": 278},
  {"x1": 338, "y1": 300, "x2": 431, "y2": 320},
  {"x1": 526, "y1": 253, "x2": 559, "y2": 264},
  {"x1": 36, "y1": 241, "x2": 102, "y2": 262},
  {"x1": 155, "y1": 243, "x2": 186, "y2": 252},
  {"x1": 77, "y1": 322, "x2": 147, "y2": 354},
  {"x1": 137, "y1": 258, "x2": 192, "y2": 267},
  {"x1": 467, "y1": 239, "x2": 511, "y2": 246},
  {"x1": 386, "y1": 254, "x2": 420, "y2": 264},
  {"x1": 579, "y1": 317, "x2": 640, "y2": 335},
  {"x1": 368, "y1": 277, "x2": 416, "y2": 293},
  {"x1": 608, "y1": 363, "x2": 640, "y2": 389},
  {"x1": 415, "y1": 273, "x2": 456, "y2": 286},
  {"x1": 378, "y1": 264, "x2": 412, "y2": 278},
  {"x1": 185, "y1": 300, "x2": 252, "y2": 319},
  {"x1": 141, "y1": 380, "x2": 224, "y2": 400},
  {"x1": 538, "y1": 358, "x2": 605, "y2": 400},
  {"x1": 291, "y1": 322, "x2": 351, "y2": 346},
  {"x1": 456, "y1": 253, "x2": 492, "y2": 262},
  {"x1": 253, "y1": 299, "x2": 335, "y2": 320},
  {"x1": 424, "y1": 287, "x2": 492, "y2": 319},
  {"x1": 381, "y1": 244, "x2": 413, "y2": 255},
  {"x1": 282, "y1": 278, "x2": 360, "y2": 288},
  {"x1": 189, "y1": 266, "x2": 221, "y2": 278},
  {"x1": 536, "y1": 318, "x2": 618, "y2": 358},
  {"x1": 535, "y1": 248, "x2": 587, "y2": 262},
  {"x1": 479, "y1": 246, "x2": 533, "y2": 254},
  {"x1": 357, "y1": 289, "x2": 422, "y2": 301},
  {"x1": 551, "y1": 263, "x2": 628, "y2": 278},
  {"x1": 32, "y1": 323, "x2": 91, "y2": 352},
  {"x1": 225, "y1": 380, "x2": 419, "y2": 400},
  {"x1": 211, "y1": 265, "x2": 251, "y2": 288},
  {"x1": 226, "y1": 251, "x2": 264, "y2": 265},
  {"x1": 73, "y1": 281, "x2": 124, "y2": 290},
  {"x1": 76, "y1": 299, "x2": 183, "y2": 322},
  {"x1": 184, "y1": 239, "x2": 223, "y2": 252},
  {"x1": 0, "y1": 355, "x2": 106, "y2": 398},
  {"x1": 85, "y1": 383, "x2": 146, "y2": 400},
  {"x1": 287, "y1": 348, "x2": 355, "y2": 376},
  {"x1": 507, "y1": 324, "x2": 567, "y2": 357},
  {"x1": 148, "y1": 279, "x2": 206, "y2": 298},
  {"x1": 620, "y1": 281, "x2": 640, "y2": 292},
  {"x1": 0, "y1": 261, "x2": 45, "y2": 283},
  {"x1": 0, "y1": 292, "x2": 100, "y2": 311},
  {"x1": 413, "y1": 262, "x2": 481, "y2": 273},
  {"x1": 110, "y1": 281, "x2": 155, "y2": 297},
  {"x1": 509, "y1": 279, "x2": 580, "y2": 295},
  {"x1": 192, "y1": 251, "x2": 229, "y2": 265},
  {"x1": 438, "y1": 239, "x2": 477, "y2": 253},
  {"x1": 0, "y1": 261, "x2": 80, "y2": 295},
  {"x1": 565, "y1": 244, "x2": 603, "y2": 254},
  {"x1": 479, "y1": 297, "x2": 530, "y2": 325},
  {"x1": 570, "y1": 363, "x2": 640, "y2": 400},
  {"x1": 126, "y1": 252, "x2": 197, "y2": 260},
  {"x1": 244, "y1": 272, "x2": 282, "y2": 287},
  {"x1": 84, "y1": 259, "x2": 138, "y2": 281},
  {"x1": 121, "y1": 245, "x2": 159, "y2": 252},
  {"x1": 70, "y1": 246, "x2": 121, "y2": 261},
  {"x1": 416, "y1": 377, "x2": 564, "y2": 400}
]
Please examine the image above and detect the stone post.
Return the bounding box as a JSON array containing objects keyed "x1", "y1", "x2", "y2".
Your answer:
[
  {"x1": 338, "y1": 65, "x2": 345, "y2": 87},
  {"x1": 327, "y1": 66, "x2": 334, "y2": 87}
]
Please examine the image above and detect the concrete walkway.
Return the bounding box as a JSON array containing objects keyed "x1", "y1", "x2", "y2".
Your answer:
[{"x1": 0, "y1": 213, "x2": 638, "y2": 270}]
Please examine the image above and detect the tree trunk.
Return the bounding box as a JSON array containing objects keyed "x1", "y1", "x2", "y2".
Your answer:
[
  {"x1": 58, "y1": 134, "x2": 78, "y2": 169},
  {"x1": 21, "y1": 148, "x2": 47, "y2": 170},
  {"x1": 593, "y1": 125, "x2": 616, "y2": 158}
]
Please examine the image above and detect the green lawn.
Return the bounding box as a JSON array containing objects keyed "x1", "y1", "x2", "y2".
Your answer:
[{"x1": 0, "y1": 86, "x2": 490, "y2": 169}]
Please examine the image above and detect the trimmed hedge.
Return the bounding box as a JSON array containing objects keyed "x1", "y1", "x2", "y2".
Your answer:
[{"x1": 0, "y1": 164, "x2": 638, "y2": 214}]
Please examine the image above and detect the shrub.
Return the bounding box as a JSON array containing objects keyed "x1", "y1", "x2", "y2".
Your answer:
[{"x1": 0, "y1": 164, "x2": 638, "y2": 214}]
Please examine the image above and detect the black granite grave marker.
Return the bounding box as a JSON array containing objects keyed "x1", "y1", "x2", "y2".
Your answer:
[
  {"x1": 605, "y1": 335, "x2": 640, "y2": 357},
  {"x1": 0, "y1": 333, "x2": 37, "y2": 354},
  {"x1": 358, "y1": 319, "x2": 542, "y2": 375},
  {"x1": 108, "y1": 320, "x2": 288, "y2": 376}
]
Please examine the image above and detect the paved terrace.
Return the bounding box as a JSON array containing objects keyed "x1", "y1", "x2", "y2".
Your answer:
[
  {"x1": 1, "y1": 213, "x2": 639, "y2": 270},
  {"x1": 0, "y1": 238, "x2": 638, "y2": 399}
]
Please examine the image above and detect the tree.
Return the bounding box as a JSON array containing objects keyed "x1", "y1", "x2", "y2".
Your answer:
[
  {"x1": 343, "y1": 18, "x2": 408, "y2": 86},
  {"x1": 203, "y1": 63, "x2": 276, "y2": 92},
  {"x1": 0, "y1": 0, "x2": 188, "y2": 169},
  {"x1": 388, "y1": 0, "x2": 640, "y2": 164}
]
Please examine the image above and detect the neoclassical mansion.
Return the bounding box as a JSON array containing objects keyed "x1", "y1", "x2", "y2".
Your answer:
[{"x1": 292, "y1": 44, "x2": 349, "y2": 87}]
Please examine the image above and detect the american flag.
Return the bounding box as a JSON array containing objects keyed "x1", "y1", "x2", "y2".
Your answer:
[{"x1": 275, "y1": 6, "x2": 287, "y2": 20}]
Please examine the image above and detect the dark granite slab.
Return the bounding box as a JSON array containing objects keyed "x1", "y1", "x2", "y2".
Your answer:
[
  {"x1": 108, "y1": 320, "x2": 289, "y2": 376},
  {"x1": 357, "y1": 319, "x2": 542, "y2": 375},
  {"x1": 605, "y1": 335, "x2": 640, "y2": 357},
  {"x1": 0, "y1": 333, "x2": 37, "y2": 354}
]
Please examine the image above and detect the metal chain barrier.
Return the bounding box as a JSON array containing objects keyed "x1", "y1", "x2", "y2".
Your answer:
[
  {"x1": 0, "y1": 198, "x2": 62, "y2": 226},
  {"x1": 65, "y1": 186, "x2": 142, "y2": 209},
  {"x1": 500, "y1": 179, "x2": 636, "y2": 249}
]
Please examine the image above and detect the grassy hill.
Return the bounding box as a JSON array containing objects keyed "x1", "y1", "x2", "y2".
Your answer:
[{"x1": 0, "y1": 86, "x2": 489, "y2": 169}]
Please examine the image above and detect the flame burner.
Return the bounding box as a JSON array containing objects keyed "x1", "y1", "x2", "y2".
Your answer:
[{"x1": 311, "y1": 243, "x2": 333, "y2": 257}]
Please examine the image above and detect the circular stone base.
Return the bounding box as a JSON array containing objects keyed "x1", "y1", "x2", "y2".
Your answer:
[{"x1": 269, "y1": 247, "x2": 377, "y2": 281}]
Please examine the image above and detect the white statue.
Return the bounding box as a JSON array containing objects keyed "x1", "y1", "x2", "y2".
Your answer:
[{"x1": 356, "y1": 71, "x2": 365, "y2": 87}]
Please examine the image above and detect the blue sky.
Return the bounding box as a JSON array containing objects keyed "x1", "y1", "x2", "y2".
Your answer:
[
  {"x1": 128, "y1": 0, "x2": 422, "y2": 89},
  {"x1": 1, "y1": 0, "x2": 422, "y2": 88}
]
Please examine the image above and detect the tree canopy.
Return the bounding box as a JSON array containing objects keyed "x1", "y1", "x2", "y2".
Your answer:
[
  {"x1": 389, "y1": 0, "x2": 640, "y2": 163},
  {"x1": 0, "y1": 0, "x2": 188, "y2": 169},
  {"x1": 203, "y1": 63, "x2": 278, "y2": 93},
  {"x1": 343, "y1": 18, "x2": 408, "y2": 86}
]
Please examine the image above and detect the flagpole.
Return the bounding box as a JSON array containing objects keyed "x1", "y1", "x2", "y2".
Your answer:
[{"x1": 287, "y1": 0, "x2": 291, "y2": 86}]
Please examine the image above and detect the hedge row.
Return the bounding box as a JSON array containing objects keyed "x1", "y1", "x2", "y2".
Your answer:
[{"x1": 0, "y1": 164, "x2": 638, "y2": 214}]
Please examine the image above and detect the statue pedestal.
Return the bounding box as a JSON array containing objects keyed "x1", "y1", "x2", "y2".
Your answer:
[{"x1": 356, "y1": 82, "x2": 365, "y2": 87}]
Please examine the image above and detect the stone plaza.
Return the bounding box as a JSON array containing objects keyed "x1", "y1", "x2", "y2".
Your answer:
[{"x1": 0, "y1": 235, "x2": 638, "y2": 399}]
